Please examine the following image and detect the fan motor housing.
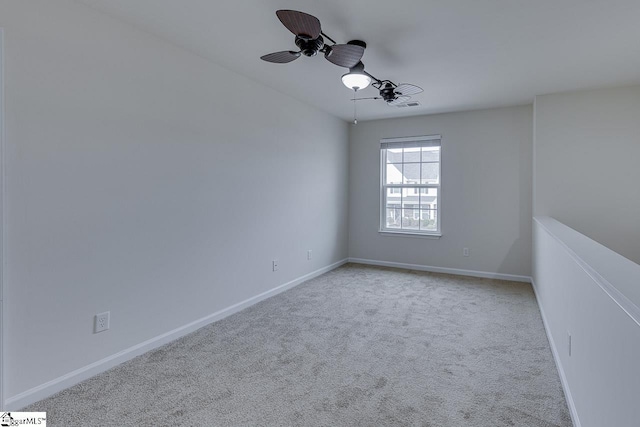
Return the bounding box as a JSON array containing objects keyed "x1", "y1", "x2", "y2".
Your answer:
[
  {"x1": 380, "y1": 86, "x2": 396, "y2": 102},
  {"x1": 295, "y1": 35, "x2": 324, "y2": 57}
]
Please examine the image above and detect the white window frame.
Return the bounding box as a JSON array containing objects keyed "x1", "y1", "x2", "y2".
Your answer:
[{"x1": 379, "y1": 135, "x2": 442, "y2": 237}]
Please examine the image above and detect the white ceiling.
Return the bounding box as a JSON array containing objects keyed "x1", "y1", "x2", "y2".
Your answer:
[{"x1": 78, "y1": 0, "x2": 640, "y2": 122}]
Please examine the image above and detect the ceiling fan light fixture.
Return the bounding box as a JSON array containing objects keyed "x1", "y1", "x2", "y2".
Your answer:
[{"x1": 342, "y1": 71, "x2": 371, "y2": 91}]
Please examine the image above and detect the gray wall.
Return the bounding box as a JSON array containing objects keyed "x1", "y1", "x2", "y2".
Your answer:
[
  {"x1": 0, "y1": 1, "x2": 349, "y2": 400},
  {"x1": 534, "y1": 85, "x2": 640, "y2": 264},
  {"x1": 349, "y1": 106, "x2": 533, "y2": 277}
]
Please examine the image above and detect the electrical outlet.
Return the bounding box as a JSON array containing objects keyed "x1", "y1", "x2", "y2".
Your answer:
[
  {"x1": 95, "y1": 311, "x2": 110, "y2": 333},
  {"x1": 272, "y1": 260, "x2": 279, "y2": 271},
  {"x1": 463, "y1": 247, "x2": 470, "y2": 257},
  {"x1": 307, "y1": 250, "x2": 312, "y2": 260},
  {"x1": 568, "y1": 332, "x2": 572, "y2": 356}
]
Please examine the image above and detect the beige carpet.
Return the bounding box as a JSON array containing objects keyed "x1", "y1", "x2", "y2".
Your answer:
[{"x1": 27, "y1": 264, "x2": 572, "y2": 426}]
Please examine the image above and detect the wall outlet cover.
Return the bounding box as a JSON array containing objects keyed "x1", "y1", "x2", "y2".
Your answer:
[{"x1": 95, "y1": 311, "x2": 110, "y2": 333}]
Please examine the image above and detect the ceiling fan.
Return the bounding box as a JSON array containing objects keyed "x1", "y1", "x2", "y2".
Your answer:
[
  {"x1": 352, "y1": 79, "x2": 424, "y2": 106},
  {"x1": 260, "y1": 10, "x2": 366, "y2": 69},
  {"x1": 345, "y1": 67, "x2": 424, "y2": 123}
]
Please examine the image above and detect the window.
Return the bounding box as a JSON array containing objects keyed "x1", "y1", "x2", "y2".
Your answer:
[{"x1": 380, "y1": 135, "x2": 441, "y2": 235}]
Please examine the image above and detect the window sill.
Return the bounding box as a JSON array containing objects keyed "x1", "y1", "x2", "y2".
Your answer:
[{"x1": 378, "y1": 230, "x2": 442, "y2": 239}]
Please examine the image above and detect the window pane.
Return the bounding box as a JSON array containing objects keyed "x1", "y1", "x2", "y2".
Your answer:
[
  {"x1": 386, "y1": 164, "x2": 403, "y2": 184},
  {"x1": 402, "y1": 208, "x2": 419, "y2": 230},
  {"x1": 404, "y1": 147, "x2": 421, "y2": 163},
  {"x1": 385, "y1": 207, "x2": 401, "y2": 229},
  {"x1": 386, "y1": 148, "x2": 403, "y2": 164},
  {"x1": 420, "y1": 210, "x2": 438, "y2": 231},
  {"x1": 421, "y1": 163, "x2": 439, "y2": 184},
  {"x1": 422, "y1": 147, "x2": 440, "y2": 162},
  {"x1": 403, "y1": 163, "x2": 420, "y2": 184},
  {"x1": 419, "y1": 188, "x2": 438, "y2": 209}
]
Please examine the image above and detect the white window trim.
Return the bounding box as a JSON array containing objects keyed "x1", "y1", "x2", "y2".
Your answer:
[
  {"x1": 378, "y1": 230, "x2": 442, "y2": 239},
  {"x1": 379, "y1": 135, "x2": 442, "y2": 237}
]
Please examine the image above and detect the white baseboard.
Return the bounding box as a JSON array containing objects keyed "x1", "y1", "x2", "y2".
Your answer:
[
  {"x1": 530, "y1": 278, "x2": 581, "y2": 427},
  {"x1": 5, "y1": 258, "x2": 348, "y2": 410},
  {"x1": 348, "y1": 258, "x2": 532, "y2": 283}
]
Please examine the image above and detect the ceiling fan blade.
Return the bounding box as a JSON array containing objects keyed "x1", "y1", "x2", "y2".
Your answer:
[
  {"x1": 394, "y1": 83, "x2": 423, "y2": 96},
  {"x1": 325, "y1": 44, "x2": 365, "y2": 68},
  {"x1": 387, "y1": 95, "x2": 411, "y2": 106},
  {"x1": 276, "y1": 10, "x2": 321, "y2": 40},
  {"x1": 350, "y1": 97, "x2": 381, "y2": 101},
  {"x1": 260, "y1": 51, "x2": 301, "y2": 64}
]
